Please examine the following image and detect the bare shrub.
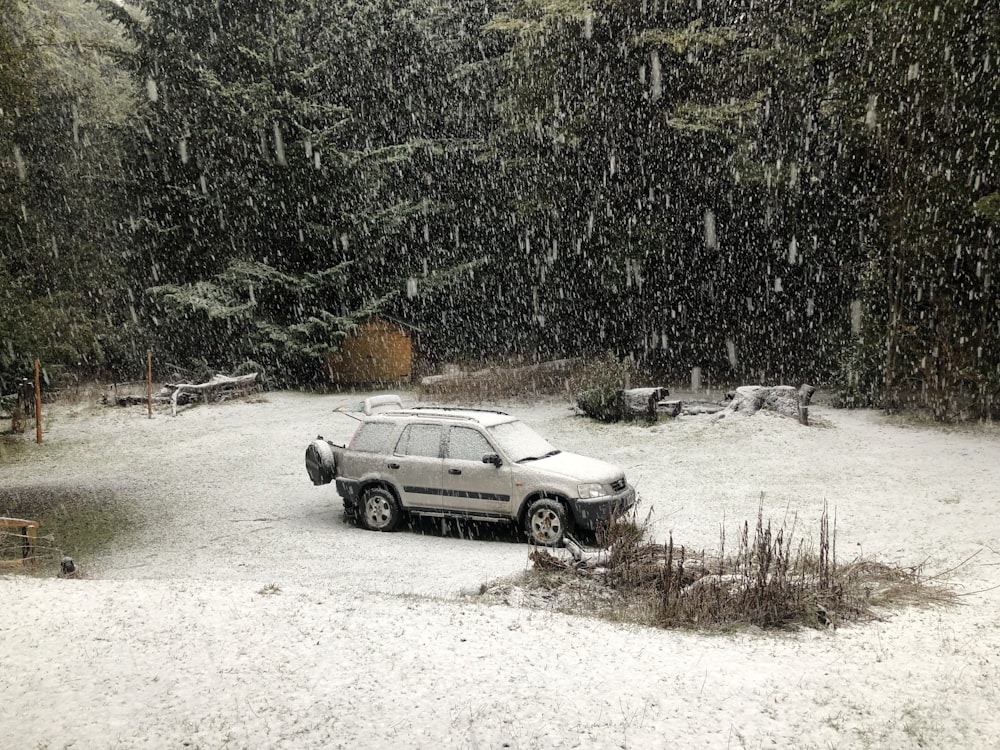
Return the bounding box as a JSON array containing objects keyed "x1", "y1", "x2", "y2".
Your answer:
[{"x1": 497, "y1": 502, "x2": 956, "y2": 631}]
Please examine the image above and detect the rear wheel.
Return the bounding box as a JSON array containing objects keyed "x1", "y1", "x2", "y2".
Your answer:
[
  {"x1": 524, "y1": 497, "x2": 570, "y2": 546},
  {"x1": 359, "y1": 486, "x2": 402, "y2": 532}
]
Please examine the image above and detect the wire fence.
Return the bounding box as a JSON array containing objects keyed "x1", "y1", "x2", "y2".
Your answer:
[{"x1": 0, "y1": 519, "x2": 40, "y2": 569}]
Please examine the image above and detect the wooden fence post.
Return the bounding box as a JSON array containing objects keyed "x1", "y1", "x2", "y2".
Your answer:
[
  {"x1": 147, "y1": 350, "x2": 153, "y2": 419},
  {"x1": 34, "y1": 359, "x2": 42, "y2": 444}
]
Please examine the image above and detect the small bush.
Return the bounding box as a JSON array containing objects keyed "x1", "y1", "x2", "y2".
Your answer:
[{"x1": 572, "y1": 353, "x2": 652, "y2": 422}]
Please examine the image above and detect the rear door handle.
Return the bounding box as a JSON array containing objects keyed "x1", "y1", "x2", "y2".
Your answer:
[
  {"x1": 388, "y1": 462, "x2": 400, "y2": 469},
  {"x1": 448, "y1": 468, "x2": 462, "y2": 475}
]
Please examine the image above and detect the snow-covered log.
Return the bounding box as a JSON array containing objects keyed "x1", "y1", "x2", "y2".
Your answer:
[
  {"x1": 162, "y1": 373, "x2": 259, "y2": 416},
  {"x1": 681, "y1": 573, "x2": 750, "y2": 596},
  {"x1": 563, "y1": 537, "x2": 615, "y2": 566},
  {"x1": 576, "y1": 386, "x2": 670, "y2": 422}
]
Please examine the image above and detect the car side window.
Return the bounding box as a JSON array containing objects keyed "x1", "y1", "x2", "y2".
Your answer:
[
  {"x1": 446, "y1": 426, "x2": 493, "y2": 462},
  {"x1": 395, "y1": 424, "x2": 443, "y2": 458},
  {"x1": 351, "y1": 422, "x2": 396, "y2": 453}
]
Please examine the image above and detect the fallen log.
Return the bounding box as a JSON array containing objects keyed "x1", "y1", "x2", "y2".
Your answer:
[
  {"x1": 576, "y1": 386, "x2": 671, "y2": 422},
  {"x1": 162, "y1": 373, "x2": 259, "y2": 416}
]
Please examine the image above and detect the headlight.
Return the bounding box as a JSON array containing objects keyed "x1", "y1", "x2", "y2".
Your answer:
[{"x1": 578, "y1": 483, "x2": 604, "y2": 499}]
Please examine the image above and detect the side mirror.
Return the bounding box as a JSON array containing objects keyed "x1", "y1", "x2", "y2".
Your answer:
[{"x1": 482, "y1": 453, "x2": 502, "y2": 468}]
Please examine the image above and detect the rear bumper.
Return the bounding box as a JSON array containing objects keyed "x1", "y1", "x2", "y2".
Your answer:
[
  {"x1": 570, "y1": 486, "x2": 637, "y2": 530},
  {"x1": 336, "y1": 478, "x2": 362, "y2": 515}
]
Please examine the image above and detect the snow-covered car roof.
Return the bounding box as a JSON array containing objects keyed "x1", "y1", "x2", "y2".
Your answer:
[{"x1": 358, "y1": 395, "x2": 517, "y2": 427}]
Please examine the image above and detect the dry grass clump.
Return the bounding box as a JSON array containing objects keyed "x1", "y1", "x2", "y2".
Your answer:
[{"x1": 498, "y1": 504, "x2": 956, "y2": 631}]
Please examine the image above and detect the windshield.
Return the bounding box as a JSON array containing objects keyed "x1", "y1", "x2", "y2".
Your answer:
[{"x1": 488, "y1": 420, "x2": 559, "y2": 463}]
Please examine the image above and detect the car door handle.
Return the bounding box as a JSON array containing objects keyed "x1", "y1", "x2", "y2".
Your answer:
[
  {"x1": 387, "y1": 462, "x2": 400, "y2": 469},
  {"x1": 448, "y1": 468, "x2": 462, "y2": 475}
]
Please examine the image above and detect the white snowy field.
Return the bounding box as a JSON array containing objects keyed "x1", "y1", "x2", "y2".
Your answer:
[{"x1": 1, "y1": 390, "x2": 999, "y2": 750}]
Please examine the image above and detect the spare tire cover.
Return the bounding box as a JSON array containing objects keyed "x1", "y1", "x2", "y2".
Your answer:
[{"x1": 305, "y1": 440, "x2": 337, "y2": 485}]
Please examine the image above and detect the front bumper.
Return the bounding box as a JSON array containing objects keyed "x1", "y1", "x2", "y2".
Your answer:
[{"x1": 569, "y1": 485, "x2": 637, "y2": 530}]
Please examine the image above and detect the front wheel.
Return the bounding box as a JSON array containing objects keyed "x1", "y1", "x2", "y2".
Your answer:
[
  {"x1": 524, "y1": 498, "x2": 570, "y2": 546},
  {"x1": 359, "y1": 486, "x2": 402, "y2": 532}
]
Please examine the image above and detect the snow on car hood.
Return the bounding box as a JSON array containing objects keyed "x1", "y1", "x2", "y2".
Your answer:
[{"x1": 524, "y1": 451, "x2": 624, "y2": 484}]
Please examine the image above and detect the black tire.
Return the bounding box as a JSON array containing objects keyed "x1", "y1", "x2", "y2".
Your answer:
[
  {"x1": 358, "y1": 486, "x2": 402, "y2": 532},
  {"x1": 524, "y1": 497, "x2": 570, "y2": 547}
]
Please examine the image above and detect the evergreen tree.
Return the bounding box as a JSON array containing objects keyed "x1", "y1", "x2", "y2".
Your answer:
[
  {"x1": 828, "y1": 0, "x2": 1000, "y2": 419},
  {"x1": 306, "y1": 0, "x2": 529, "y2": 372},
  {"x1": 719, "y1": 0, "x2": 863, "y2": 385},
  {"x1": 0, "y1": 0, "x2": 134, "y2": 391},
  {"x1": 97, "y1": 0, "x2": 412, "y2": 382},
  {"x1": 1, "y1": 0, "x2": 994, "y2": 418},
  {"x1": 482, "y1": 0, "x2": 764, "y2": 378}
]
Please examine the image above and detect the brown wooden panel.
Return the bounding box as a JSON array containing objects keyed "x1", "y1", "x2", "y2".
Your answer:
[{"x1": 327, "y1": 319, "x2": 413, "y2": 384}]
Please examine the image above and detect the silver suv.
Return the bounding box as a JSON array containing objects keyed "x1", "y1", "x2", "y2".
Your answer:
[{"x1": 305, "y1": 397, "x2": 636, "y2": 546}]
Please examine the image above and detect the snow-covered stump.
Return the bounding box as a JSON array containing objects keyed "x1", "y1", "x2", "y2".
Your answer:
[
  {"x1": 658, "y1": 400, "x2": 683, "y2": 417},
  {"x1": 622, "y1": 387, "x2": 671, "y2": 416},
  {"x1": 798, "y1": 384, "x2": 816, "y2": 425},
  {"x1": 716, "y1": 384, "x2": 815, "y2": 423}
]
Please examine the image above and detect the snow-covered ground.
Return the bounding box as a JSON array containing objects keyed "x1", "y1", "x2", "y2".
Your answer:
[{"x1": 2, "y1": 390, "x2": 999, "y2": 749}]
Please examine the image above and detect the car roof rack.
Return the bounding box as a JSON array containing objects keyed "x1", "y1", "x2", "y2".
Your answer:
[
  {"x1": 374, "y1": 410, "x2": 479, "y2": 422},
  {"x1": 407, "y1": 405, "x2": 510, "y2": 416}
]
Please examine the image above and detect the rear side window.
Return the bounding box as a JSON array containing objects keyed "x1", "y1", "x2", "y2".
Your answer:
[
  {"x1": 395, "y1": 424, "x2": 443, "y2": 458},
  {"x1": 446, "y1": 426, "x2": 493, "y2": 462},
  {"x1": 350, "y1": 422, "x2": 397, "y2": 453}
]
